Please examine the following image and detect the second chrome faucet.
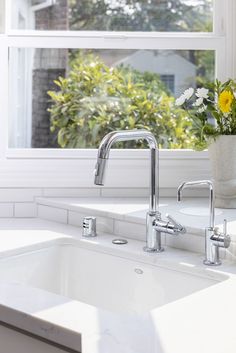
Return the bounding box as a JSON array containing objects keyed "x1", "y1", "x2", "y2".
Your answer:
[
  {"x1": 94, "y1": 129, "x2": 185, "y2": 253},
  {"x1": 178, "y1": 180, "x2": 231, "y2": 266}
]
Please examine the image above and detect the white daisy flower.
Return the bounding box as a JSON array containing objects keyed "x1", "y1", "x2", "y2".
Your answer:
[
  {"x1": 196, "y1": 87, "x2": 209, "y2": 99},
  {"x1": 193, "y1": 97, "x2": 204, "y2": 107},
  {"x1": 175, "y1": 95, "x2": 186, "y2": 106},
  {"x1": 183, "y1": 87, "x2": 194, "y2": 100}
]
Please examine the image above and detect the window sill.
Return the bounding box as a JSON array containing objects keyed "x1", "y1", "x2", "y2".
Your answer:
[{"x1": 0, "y1": 149, "x2": 211, "y2": 189}]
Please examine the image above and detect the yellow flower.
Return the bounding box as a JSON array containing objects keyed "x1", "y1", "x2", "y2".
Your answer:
[{"x1": 218, "y1": 90, "x2": 234, "y2": 113}]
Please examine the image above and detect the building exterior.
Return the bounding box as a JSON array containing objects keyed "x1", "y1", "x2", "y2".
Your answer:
[
  {"x1": 10, "y1": 0, "x2": 68, "y2": 148},
  {"x1": 114, "y1": 50, "x2": 196, "y2": 97}
]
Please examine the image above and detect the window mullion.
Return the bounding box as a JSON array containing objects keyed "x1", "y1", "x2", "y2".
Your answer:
[
  {"x1": 0, "y1": 37, "x2": 9, "y2": 159},
  {"x1": 223, "y1": 0, "x2": 236, "y2": 79},
  {"x1": 213, "y1": 0, "x2": 225, "y2": 36}
]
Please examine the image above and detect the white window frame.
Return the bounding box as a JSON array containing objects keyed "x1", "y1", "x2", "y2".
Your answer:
[{"x1": 0, "y1": 0, "x2": 235, "y2": 188}]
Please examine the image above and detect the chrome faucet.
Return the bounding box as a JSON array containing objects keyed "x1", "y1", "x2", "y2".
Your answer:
[
  {"x1": 177, "y1": 180, "x2": 231, "y2": 266},
  {"x1": 94, "y1": 129, "x2": 185, "y2": 252}
]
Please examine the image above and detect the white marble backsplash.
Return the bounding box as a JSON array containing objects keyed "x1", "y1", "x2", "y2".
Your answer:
[
  {"x1": 35, "y1": 197, "x2": 236, "y2": 262},
  {"x1": 0, "y1": 186, "x2": 234, "y2": 260},
  {"x1": 0, "y1": 187, "x2": 209, "y2": 219}
]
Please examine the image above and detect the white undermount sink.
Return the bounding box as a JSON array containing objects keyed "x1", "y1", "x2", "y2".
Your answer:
[{"x1": 0, "y1": 241, "x2": 228, "y2": 314}]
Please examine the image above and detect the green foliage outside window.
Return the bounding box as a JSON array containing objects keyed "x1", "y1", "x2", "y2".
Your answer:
[
  {"x1": 69, "y1": 0, "x2": 212, "y2": 32},
  {"x1": 48, "y1": 52, "x2": 194, "y2": 149},
  {"x1": 48, "y1": 0, "x2": 213, "y2": 149}
]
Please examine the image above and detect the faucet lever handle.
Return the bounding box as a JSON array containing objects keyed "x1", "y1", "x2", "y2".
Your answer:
[
  {"x1": 166, "y1": 214, "x2": 185, "y2": 232},
  {"x1": 212, "y1": 219, "x2": 231, "y2": 249}
]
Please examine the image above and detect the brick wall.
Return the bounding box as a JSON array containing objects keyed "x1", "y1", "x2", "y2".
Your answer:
[
  {"x1": 35, "y1": 0, "x2": 68, "y2": 30},
  {"x1": 32, "y1": 68, "x2": 65, "y2": 148}
]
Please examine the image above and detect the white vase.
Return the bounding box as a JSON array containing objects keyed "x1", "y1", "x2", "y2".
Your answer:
[{"x1": 208, "y1": 135, "x2": 236, "y2": 208}]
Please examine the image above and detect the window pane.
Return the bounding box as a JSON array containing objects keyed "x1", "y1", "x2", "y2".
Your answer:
[
  {"x1": 9, "y1": 48, "x2": 215, "y2": 149},
  {"x1": 11, "y1": 0, "x2": 213, "y2": 32}
]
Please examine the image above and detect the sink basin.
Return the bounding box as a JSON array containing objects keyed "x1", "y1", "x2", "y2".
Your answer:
[{"x1": 0, "y1": 243, "x2": 227, "y2": 314}]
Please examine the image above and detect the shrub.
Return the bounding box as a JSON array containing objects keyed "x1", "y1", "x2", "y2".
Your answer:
[{"x1": 48, "y1": 51, "x2": 194, "y2": 149}]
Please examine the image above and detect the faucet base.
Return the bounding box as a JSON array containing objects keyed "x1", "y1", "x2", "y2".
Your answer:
[
  {"x1": 143, "y1": 246, "x2": 164, "y2": 253},
  {"x1": 203, "y1": 259, "x2": 222, "y2": 266}
]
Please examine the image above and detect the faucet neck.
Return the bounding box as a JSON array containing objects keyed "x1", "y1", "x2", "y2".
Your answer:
[
  {"x1": 177, "y1": 180, "x2": 215, "y2": 229},
  {"x1": 95, "y1": 129, "x2": 159, "y2": 214},
  {"x1": 149, "y1": 146, "x2": 158, "y2": 214}
]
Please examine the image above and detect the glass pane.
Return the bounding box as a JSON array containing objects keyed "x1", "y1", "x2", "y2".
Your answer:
[
  {"x1": 11, "y1": 0, "x2": 213, "y2": 32},
  {"x1": 9, "y1": 48, "x2": 215, "y2": 149}
]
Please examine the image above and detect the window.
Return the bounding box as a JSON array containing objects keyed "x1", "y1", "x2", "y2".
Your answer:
[
  {"x1": 0, "y1": 1, "x2": 235, "y2": 187},
  {"x1": 7, "y1": 0, "x2": 219, "y2": 150},
  {"x1": 11, "y1": 0, "x2": 213, "y2": 32},
  {"x1": 9, "y1": 48, "x2": 215, "y2": 148},
  {"x1": 160, "y1": 75, "x2": 175, "y2": 95}
]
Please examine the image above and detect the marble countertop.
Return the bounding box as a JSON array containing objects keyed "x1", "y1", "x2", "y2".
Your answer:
[{"x1": 0, "y1": 218, "x2": 236, "y2": 353}]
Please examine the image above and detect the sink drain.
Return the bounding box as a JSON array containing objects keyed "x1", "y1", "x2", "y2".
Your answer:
[
  {"x1": 134, "y1": 268, "x2": 143, "y2": 275},
  {"x1": 112, "y1": 238, "x2": 128, "y2": 245}
]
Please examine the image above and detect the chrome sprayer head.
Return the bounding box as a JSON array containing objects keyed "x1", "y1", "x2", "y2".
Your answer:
[{"x1": 94, "y1": 157, "x2": 107, "y2": 186}]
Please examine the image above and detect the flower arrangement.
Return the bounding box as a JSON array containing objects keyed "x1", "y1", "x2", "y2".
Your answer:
[{"x1": 175, "y1": 79, "x2": 236, "y2": 150}]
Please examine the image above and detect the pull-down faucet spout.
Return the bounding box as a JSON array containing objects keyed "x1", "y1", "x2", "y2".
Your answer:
[{"x1": 94, "y1": 129, "x2": 158, "y2": 215}]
